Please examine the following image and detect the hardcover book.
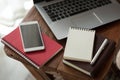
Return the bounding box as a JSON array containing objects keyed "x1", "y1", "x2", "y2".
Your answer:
[
  {"x1": 1, "y1": 27, "x2": 63, "y2": 69},
  {"x1": 63, "y1": 34, "x2": 116, "y2": 77}
]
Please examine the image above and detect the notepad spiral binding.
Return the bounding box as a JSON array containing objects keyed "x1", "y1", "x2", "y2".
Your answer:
[{"x1": 70, "y1": 27, "x2": 95, "y2": 32}]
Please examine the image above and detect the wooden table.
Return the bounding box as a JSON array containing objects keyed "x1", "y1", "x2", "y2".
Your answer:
[{"x1": 4, "y1": 6, "x2": 120, "y2": 80}]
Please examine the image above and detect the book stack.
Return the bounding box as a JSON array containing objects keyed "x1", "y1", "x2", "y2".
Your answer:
[
  {"x1": 1, "y1": 27, "x2": 63, "y2": 69},
  {"x1": 63, "y1": 27, "x2": 116, "y2": 77}
]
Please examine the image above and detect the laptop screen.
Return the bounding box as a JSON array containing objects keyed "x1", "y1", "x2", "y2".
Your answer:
[
  {"x1": 33, "y1": 0, "x2": 51, "y2": 3},
  {"x1": 33, "y1": 0, "x2": 43, "y2": 3}
]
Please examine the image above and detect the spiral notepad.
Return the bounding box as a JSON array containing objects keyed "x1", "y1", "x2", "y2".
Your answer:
[{"x1": 64, "y1": 27, "x2": 95, "y2": 62}]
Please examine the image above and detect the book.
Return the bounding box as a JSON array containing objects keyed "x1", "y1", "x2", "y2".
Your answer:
[
  {"x1": 64, "y1": 27, "x2": 95, "y2": 62},
  {"x1": 1, "y1": 27, "x2": 63, "y2": 69},
  {"x1": 63, "y1": 34, "x2": 116, "y2": 77}
]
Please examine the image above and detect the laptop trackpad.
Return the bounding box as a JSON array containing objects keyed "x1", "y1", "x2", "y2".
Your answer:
[{"x1": 71, "y1": 12, "x2": 102, "y2": 29}]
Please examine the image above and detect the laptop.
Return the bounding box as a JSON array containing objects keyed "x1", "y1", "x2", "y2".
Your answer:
[{"x1": 33, "y1": 0, "x2": 120, "y2": 40}]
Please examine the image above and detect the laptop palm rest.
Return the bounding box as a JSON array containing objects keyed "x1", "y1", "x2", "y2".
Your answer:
[
  {"x1": 71, "y1": 12, "x2": 102, "y2": 29},
  {"x1": 93, "y1": 4, "x2": 120, "y2": 23}
]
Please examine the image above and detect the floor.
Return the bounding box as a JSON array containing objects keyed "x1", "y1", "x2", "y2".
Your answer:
[
  {"x1": 0, "y1": 43, "x2": 36, "y2": 80},
  {"x1": 0, "y1": 0, "x2": 36, "y2": 80}
]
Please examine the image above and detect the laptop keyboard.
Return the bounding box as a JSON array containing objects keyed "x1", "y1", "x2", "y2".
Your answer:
[{"x1": 43, "y1": 0, "x2": 112, "y2": 22}]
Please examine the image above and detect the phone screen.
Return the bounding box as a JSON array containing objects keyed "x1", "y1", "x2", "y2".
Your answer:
[{"x1": 19, "y1": 21, "x2": 45, "y2": 52}]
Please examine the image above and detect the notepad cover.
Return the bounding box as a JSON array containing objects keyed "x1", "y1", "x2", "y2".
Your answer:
[{"x1": 64, "y1": 27, "x2": 95, "y2": 62}]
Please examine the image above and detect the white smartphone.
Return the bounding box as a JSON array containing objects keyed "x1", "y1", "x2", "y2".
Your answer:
[{"x1": 19, "y1": 21, "x2": 45, "y2": 52}]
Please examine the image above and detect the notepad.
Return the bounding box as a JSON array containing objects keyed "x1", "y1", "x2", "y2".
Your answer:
[{"x1": 63, "y1": 27, "x2": 95, "y2": 62}]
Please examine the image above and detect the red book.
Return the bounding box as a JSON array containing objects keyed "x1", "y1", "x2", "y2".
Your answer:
[{"x1": 1, "y1": 27, "x2": 63, "y2": 69}]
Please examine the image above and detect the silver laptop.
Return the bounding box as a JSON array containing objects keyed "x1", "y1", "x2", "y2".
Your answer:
[{"x1": 33, "y1": 0, "x2": 120, "y2": 40}]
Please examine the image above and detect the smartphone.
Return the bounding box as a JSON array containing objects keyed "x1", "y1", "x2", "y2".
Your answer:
[{"x1": 19, "y1": 21, "x2": 45, "y2": 52}]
